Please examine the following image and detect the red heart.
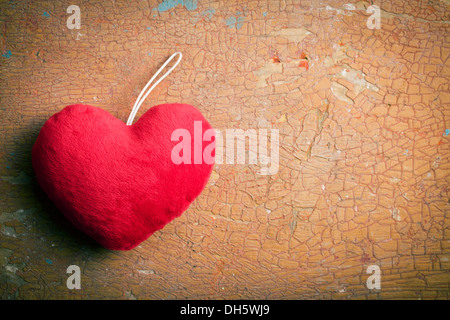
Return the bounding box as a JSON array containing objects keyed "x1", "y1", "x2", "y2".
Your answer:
[{"x1": 32, "y1": 103, "x2": 214, "y2": 250}]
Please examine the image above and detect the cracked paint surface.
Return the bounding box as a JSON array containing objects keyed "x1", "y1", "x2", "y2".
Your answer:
[{"x1": 0, "y1": 0, "x2": 449, "y2": 299}]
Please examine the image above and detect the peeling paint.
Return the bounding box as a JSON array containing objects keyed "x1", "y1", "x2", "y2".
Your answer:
[
  {"x1": 201, "y1": 8, "x2": 216, "y2": 20},
  {"x1": 157, "y1": 0, "x2": 198, "y2": 12},
  {"x1": 392, "y1": 208, "x2": 402, "y2": 221},
  {"x1": 2, "y1": 50, "x2": 11, "y2": 58},
  {"x1": 0, "y1": 208, "x2": 34, "y2": 224},
  {"x1": 329, "y1": 63, "x2": 379, "y2": 103},
  {"x1": 331, "y1": 81, "x2": 353, "y2": 104},
  {"x1": 324, "y1": 44, "x2": 352, "y2": 67},
  {"x1": 255, "y1": 62, "x2": 283, "y2": 88},
  {"x1": 276, "y1": 114, "x2": 287, "y2": 123},
  {"x1": 138, "y1": 269, "x2": 155, "y2": 275},
  {"x1": 191, "y1": 8, "x2": 216, "y2": 24},
  {"x1": 1, "y1": 225, "x2": 17, "y2": 238},
  {"x1": 269, "y1": 27, "x2": 311, "y2": 42},
  {"x1": 325, "y1": 5, "x2": 355, "y2": 15},
  {"x1": 225, "y1": 13, "x2": 244, "y2": 30},
  {"x1": 208, "y1": 170, "x2": 220, "y2": 185},
  {"x1": 332, "y1": 64, "x2": 379, "y2": 96},
  {"x1": 125, "y1": 290, "x2": 137, "y2": 300},
  {"x1": 0, "y1": 248, "x2": 26, "y2": 288}
]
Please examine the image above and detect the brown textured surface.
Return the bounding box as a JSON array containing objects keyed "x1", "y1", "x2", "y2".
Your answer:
[{"x1": 0, "y1": 0, "x2": 449, "y2": 299}]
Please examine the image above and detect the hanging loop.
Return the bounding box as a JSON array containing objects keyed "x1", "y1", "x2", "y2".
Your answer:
[{"x1": 126, "y1": 52, "x2": 183, "y2": 126}]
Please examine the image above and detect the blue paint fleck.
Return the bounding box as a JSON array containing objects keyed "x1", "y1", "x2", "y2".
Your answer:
[
  {"x1": 43, "y1": 11, "x2": 50, "y2": 17},
  {"x1": 225, "y1": 16, "x2": 236, "y2": 27},
  {"x1": 157, "y1": 0, "x2": 198, "y2": 12},
  {"x1": 263, "y1": 12, "x2": 268, "y2": 17},
  {"x1": 148, "y1": 52, "x2": 152, "y2": 56},
  {"x1": 225, "y1": 14, "x2": 244, "y2": 30},
  {"x1": 10, "y1": 153, "x2": 15, "y2": 156},
  {"x1": 191, "y1": 8, "x2": 216, "y2": 24},
  {"x1": 2, "y1": 50, "x2": 11, "y2": 58},
  {"x1": 443, "y1": 129, "x2": 450, "y2": 136},
  {"x1": 6, "y1": 166, "x2": 10, "y2": 169},
  {"x1": 147, "y1": 26, "x2": 151, "y2": 30},
  {"x1": 124, "y1": 29, "x2": 128, "y2": 32},
  {"x1": 45, "y1": 258, "x2": 53, "y2": 264},
  {"x1": 201, "y1": 8, "x2": 215, "y2": 20},
  {"x1": 184, "y1": 0, "x2": 197, "y2": 11}
]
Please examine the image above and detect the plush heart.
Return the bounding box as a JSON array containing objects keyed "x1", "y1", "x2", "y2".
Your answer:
[{"x1": 32, "y1": 103, "x2": 214, "y2": 250}]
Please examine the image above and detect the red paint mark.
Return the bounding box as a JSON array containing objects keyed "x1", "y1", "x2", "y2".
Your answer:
[
  {"x1": 298, "y1": 60, "x2": 309, "y2": 70},
  {"x1": 298, "y1": 52, "x2": 309, "y2": 70},
  {"x1": 271, "y1": 55, "x2": 280, "y2": 63},
  {"x1": 360, "y1": 253, "x2": 371, "y2": 263}
]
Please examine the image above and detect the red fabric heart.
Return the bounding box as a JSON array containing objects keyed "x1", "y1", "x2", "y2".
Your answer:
[{"x1": 32, "y1": 103, "x2": 214, "y2": 250}]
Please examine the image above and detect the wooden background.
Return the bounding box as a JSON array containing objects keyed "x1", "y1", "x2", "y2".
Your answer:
[{"x1": 0, "y1": 0, "x2": 449, "y2": 299}]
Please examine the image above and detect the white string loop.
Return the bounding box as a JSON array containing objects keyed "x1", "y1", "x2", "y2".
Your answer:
[{"x1": 126, "y1": 52, "x2": 183, "y2": 126}]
